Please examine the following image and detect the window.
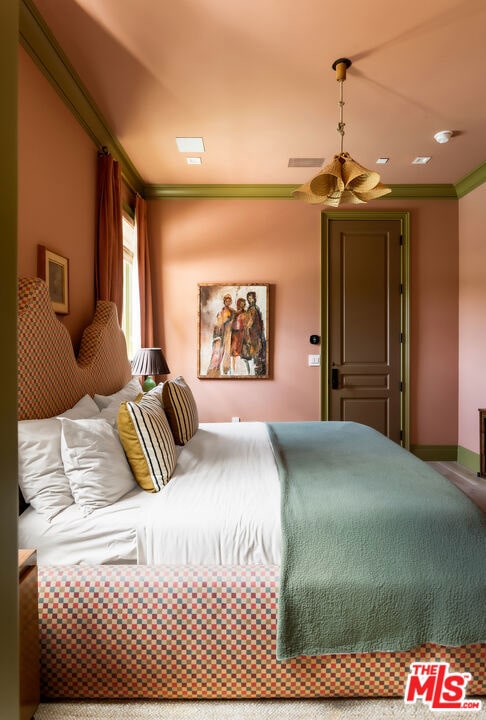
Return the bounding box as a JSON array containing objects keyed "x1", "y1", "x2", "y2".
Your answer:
[{"x1": 122, "y1": 215, "x2": 141, "y2": 360}]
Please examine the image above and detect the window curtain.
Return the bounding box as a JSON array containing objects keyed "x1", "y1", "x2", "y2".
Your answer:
[
  {"x1": 136, "y1": 195, "x2": 155, "y2": 347},
  {"x1": 95, "y1": 151, "x2": 123, "y2": 321}
]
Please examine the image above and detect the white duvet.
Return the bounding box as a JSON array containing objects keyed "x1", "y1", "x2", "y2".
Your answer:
[{"x1": 18, "y1": 422, "x2": 282, "y2": 566}]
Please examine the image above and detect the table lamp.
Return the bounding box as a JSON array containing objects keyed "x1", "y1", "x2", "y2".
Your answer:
[{"x1": 131, "y1": 347, "x2": 170, "y2": 391}]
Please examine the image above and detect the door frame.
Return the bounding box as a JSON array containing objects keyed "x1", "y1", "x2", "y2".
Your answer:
[{"x1": 320, "y1": 211, "x2": 411, "y2": 448}]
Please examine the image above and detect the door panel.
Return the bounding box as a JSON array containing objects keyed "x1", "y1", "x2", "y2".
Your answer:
[
  {"x1": 327, "y1": 217, "x2": 402, "y2": 443},
  {"x1": 340, "y1": 398, "x2": 388, "y2": 433}
]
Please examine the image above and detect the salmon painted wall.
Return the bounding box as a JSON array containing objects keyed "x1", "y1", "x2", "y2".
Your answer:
[
  {"x1": 17, "y1": 48, "x2": 460, "y2": 446},
  {"x1": 458, "y1": 183, "x2": 486, "y2": 456},
  {"x1": 17, "y1": 47, "x2": 97, "y2": 350},
  {"x1": 148, "y1": 197, "x2": 458, "y2": 444},
  {"x1": 149, "y1": 199, "x2": 322, "y2": 423},
  {"x1": 404, "y1": 198, "x2": 459, "y2": 446}
]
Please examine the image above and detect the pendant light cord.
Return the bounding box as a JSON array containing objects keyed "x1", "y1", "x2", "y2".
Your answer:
[
  {"x1": 292, "y1": 57, "x2": 391, "y2": 205},
  {"x1": 337, "y1": 78, "x2": 345, "y2": 155}
]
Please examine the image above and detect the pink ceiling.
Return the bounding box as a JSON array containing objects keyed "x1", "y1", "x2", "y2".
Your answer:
[{"x1": 33, "y1": 0, "x2": 486, "y2": 186}]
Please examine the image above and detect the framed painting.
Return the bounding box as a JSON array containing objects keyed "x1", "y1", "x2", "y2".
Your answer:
[
  {"x1": 198, "y1": 283, "x2": 269, "y2": 379},
  {"x1": 37, "y1": 245, "x2": 69, "y2": 314}
]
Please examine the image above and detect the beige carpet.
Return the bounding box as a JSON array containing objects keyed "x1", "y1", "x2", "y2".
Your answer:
[{"x1": 34, "y1": 697, "x2": 475, "y2": 719}]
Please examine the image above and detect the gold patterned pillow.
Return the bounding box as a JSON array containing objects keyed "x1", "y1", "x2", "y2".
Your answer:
[
  {"x1": 162, "y1": 376, "x2": 199, "y2": 445},
  {"x1": 117, "y1": 391, "x2": 176, "y2": 491}
]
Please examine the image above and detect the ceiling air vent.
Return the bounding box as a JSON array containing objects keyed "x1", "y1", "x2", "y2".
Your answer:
[{"x1": 288, "y1": 158, "x2": 324, "y2": 168}]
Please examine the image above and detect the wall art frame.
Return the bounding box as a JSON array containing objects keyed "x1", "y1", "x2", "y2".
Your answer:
[
  {"x1": 198, "y1": 283, "x2": 269, "y2": 379},
  {"x1": 37, "y1": 245, "x2": 69, "y2": 314}
]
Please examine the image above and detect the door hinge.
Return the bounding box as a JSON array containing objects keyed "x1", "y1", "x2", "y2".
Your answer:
[
  {"x1": 400, "y1": 332, "x2": 404, "y2": 343},
  {"x1": 400, "y1": 283, "x2": 403, "y2": 294},
  {"x1": 400, "y1": 429, "x2": 403, "y2": 441},
  {"x1": 399, "y1": 235, "x2": 403, "y2": 246},
  {"x1": 400, "y1": 381, "x2": 403, "y2": 392}
]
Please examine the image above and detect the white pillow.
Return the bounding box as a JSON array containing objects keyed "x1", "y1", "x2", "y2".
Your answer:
[
  {"x1": 60, "y1": 417, "x2": 138, "y2": 516},
  {"x1": 94, "y1": 378, "x2": 142, "y2": 410},
  {"x1": 18, "y1": 394, "x2": 101, "y2": 521},
  {"x1": 62, "y1": 394, "x2": 100, "y2": 419},
  {"x1": 99, "y1": 401, "x2": 123, "y2": 427}
]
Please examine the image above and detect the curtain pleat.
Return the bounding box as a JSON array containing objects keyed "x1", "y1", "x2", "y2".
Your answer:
[
  {"x1": 95, "y1": 153, "x2": 123, "y2": 321},
  {"x1": 136, "y1": 195, "x2": 155, "y2": 347}
]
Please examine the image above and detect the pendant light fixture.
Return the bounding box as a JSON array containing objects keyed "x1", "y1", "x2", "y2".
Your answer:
[{"x1": 292, "y1": 58, "x2": 391, "y2": 206}]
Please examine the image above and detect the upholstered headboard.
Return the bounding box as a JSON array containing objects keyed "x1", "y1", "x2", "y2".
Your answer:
[{"x1": 18, "y1": 277, "x2": 132, "y2": 420}]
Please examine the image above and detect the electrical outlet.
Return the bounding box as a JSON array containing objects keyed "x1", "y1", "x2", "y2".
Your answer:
[
  {"x1": 232, "y1": 416, "x2": 240, "y2": 423},
  {"x1": 308, "y1": 354, "x2": 320, "y2": 367}
]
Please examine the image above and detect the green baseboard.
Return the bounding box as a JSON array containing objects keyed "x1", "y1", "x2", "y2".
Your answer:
[
  {"x1": 457, "y1": 445, "x2": 480, "y2": 474},
  {"x1": 410, "y1": 444, "x2": 481, "y2": 473},
  {"x1": 410, "y1": 445, "x2": 457, "y2": 461}
]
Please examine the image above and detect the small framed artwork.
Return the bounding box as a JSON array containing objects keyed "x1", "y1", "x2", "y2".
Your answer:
[
  {"x1": 198, "y1": 283, "x2": 269, "y2": 379},
  {"x1": 37, "y1": 245, "x2": 69, "y2": 314}
]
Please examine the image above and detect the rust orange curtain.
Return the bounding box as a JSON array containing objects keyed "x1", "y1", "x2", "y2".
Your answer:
[
  {"x1": 95, "y1": 152, "x2": 123, "y2": 321},
  {"x1": 136, "y1": 195, "x2": 155, "y2": 347}
]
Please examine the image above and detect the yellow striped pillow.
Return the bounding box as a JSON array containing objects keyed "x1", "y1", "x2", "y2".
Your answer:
[
  {"x1": 162, "y1": 376, "x2": 199, "y2": 445},
  {"x1": 117, "y1": 391, "x2": 176, "y2": 491}
]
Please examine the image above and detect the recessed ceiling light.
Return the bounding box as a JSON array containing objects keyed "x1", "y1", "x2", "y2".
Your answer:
[
  {"x1": 176, "y1": 137, "x2": 205, "y2": 153},
  {"x1": 376, "y1": 157, "x2": 389, "y2": 164},
  {"x1": 412, "y1": 156, "x2": 431, "y2": 165},
  {"x1": 186, "y1": 157, "x2": 202, "y2": 165}
]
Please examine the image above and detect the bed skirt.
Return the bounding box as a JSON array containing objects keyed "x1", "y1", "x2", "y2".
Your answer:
[{"x1": 38, "y1": 565, "x2": 486, "y2": 700}]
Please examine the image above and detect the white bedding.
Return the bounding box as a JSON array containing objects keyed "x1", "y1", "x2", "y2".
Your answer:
[
  {"x1": 18, "y1": 422, "x2": 282, "y2": 566},
  {"x1": 18, "y1": 488, "x2": 141, "y2": 564}
]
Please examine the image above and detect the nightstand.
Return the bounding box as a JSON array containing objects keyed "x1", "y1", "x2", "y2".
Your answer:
[{"x1": 18, "y1": 550, "x2": 40, "y2": 720}]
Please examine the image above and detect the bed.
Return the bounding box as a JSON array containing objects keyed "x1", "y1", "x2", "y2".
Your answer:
[{"x1": 17, "y1": 276, "x2": 486, "y2": 700}]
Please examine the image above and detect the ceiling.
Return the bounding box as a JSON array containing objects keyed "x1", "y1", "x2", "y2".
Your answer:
[{"x1": 30, "y1": 0, "x2": 486, "y2": 188}]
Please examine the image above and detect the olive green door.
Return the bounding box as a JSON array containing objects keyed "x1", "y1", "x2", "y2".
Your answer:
[{"x1": 322, "y1": 213, "x2": 409, "y2": 445}]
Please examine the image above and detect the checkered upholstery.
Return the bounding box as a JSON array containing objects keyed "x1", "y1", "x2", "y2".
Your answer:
[
  {"x1": 18, "y1": 277, "x2": 131, "y2": 420},
  {"x1": 38, "y1": 565, "x2": 486, "y2": 700}
]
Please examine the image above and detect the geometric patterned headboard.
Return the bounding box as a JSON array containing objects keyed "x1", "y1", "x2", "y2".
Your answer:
[{"x1": 18, "y1": 277, "x2": 132, "y2": 420}]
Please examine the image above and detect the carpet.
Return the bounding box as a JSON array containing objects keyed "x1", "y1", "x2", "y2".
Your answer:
[{"x1": 33, "y1": 697, "x2": 474, "y2": 719}]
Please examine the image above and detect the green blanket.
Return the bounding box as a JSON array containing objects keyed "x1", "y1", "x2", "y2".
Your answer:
[{"x1": 267, "y1": 421, "x2": 486, "y2": 660}]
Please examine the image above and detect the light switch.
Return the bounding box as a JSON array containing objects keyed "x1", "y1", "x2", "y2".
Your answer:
[{"x1": 308, "y1": 354, "x2": 320, "y2": 366}]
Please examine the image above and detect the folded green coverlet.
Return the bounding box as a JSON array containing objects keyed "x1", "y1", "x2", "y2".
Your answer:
[{"x1": 267, "y1": 421, "x2": 486, "y2": 660}]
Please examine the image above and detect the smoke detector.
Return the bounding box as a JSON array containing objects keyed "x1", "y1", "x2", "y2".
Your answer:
[{"x1": 434, "y1": 130, "x2": 453, "y2": 144}]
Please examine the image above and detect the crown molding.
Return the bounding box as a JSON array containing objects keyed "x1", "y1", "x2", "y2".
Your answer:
[
  {"x1": 385, "y1": 184, "x2": 457, "y2": 198},
  {"x1": 454, "y1": 162, "x2": 486, "y2": 198},
  {"x1": 143, "y1": 183, "x2": 458, "y2": 200},
  {"x1": 143, "y1": 184, "x2": 298, "y2": 199},
  {"x1": 19, "y1": 0, "x2": 144, "y2": 195}
]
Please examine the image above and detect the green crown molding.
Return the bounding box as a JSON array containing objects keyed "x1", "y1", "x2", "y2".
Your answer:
[
  {"x1": 143, "y1": 183, "x2": 458, "y2": 200},
  {"x1": 18, "y1": 0, "x2": 485, "y2": 202},
  {"x1": 454, "y1": 162, "x2": 486, "y2": 199},
  {"x1": 19, "y1": 0, "x2": 144, "y2": 195},
  {"x1": 385, "y1": 184, "x2": 456, "y2": 198},
  {"x1": 143, "y1": 184, "x2": 298, "y2": 199}
]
